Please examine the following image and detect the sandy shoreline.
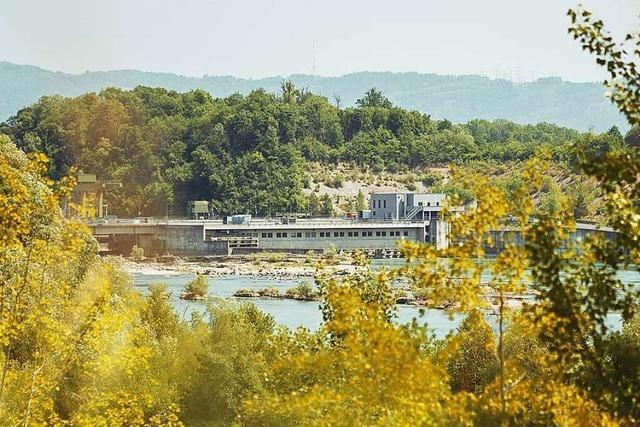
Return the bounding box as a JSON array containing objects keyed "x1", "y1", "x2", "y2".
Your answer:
[{"x1": 117, "y1": 254, "x2": 358, "y2": 278}]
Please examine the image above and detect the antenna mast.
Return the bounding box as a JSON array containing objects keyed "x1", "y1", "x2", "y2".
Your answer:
[{"x1": 312, "y1": 40, "x2": 316, "y2": 77}]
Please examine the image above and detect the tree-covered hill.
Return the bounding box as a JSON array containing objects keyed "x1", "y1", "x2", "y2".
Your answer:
[
  {"x1": 0, "y1": 85, "x2": 626, "y2": 218},
  {"x1": 0, "y1": 61, "x2": 627, "y2": 132}
]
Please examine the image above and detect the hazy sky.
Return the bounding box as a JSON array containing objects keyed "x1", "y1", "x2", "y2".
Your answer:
[{"x1": 0, "y1": 0, "x2": 637, "y2": 81}]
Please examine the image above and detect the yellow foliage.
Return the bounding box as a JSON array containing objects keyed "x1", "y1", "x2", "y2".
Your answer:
[{"x1": 0, "y1": 137, "x2": 183, "y2": 425}]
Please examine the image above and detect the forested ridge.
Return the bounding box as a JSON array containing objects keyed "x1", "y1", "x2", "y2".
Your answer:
[
  {"x1": 0, "y1": 85, "x2": 629, "y2": 217},
  {"x1": 0, "y1": 61, "x2": 628, "y2": 132}
]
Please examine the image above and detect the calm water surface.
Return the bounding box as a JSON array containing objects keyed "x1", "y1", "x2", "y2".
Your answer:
[{"x1": 131, "y1": 259, "x2": 639, "y2": 338}]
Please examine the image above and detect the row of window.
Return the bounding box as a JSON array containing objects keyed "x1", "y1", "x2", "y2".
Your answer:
[
  {"x1": 373, "y1": 199, "x2": 388, "y2": 209},
  {"x1": 260, "y1": 230, "x2": 410, "y2": 239}
]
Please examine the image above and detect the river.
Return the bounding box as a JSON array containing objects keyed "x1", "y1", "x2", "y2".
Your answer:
[{"x1": 130, "y1": 260, "x2": 640, "y2": 338}]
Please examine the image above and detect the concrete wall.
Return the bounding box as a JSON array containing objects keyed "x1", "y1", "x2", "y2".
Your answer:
[
  {"x1": 428, "y1": 220, "x2": 449, "y2": 249},
  {"x1": 406, "y1": 193, "x2": 445, "y2": 209},
  {"x1": 370, "y1": 194, "x2": 404, "y2": 219},
  {"x1": 161, "y1": 225, "x2": 228, "y2": 256}
]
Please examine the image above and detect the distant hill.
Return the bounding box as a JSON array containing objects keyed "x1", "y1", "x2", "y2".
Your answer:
[{"x1": 0, "y1": 61, "x2": 627, "y2": 131}]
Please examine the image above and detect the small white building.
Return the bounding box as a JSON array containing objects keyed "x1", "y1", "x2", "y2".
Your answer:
[{"x1": 370, "y1": 192, "x2": 447, "y2": 221}]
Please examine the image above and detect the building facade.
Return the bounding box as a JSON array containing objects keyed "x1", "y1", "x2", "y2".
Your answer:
[
  {"x1": 65, "y1": 173, "x2": 122, "y2": 219},
  {"x1": 370, "y1": 192, "x2": 447, "y2": 221},
  {"x1": 203, "y1": 220, "x2": 429, "y2": 251}
]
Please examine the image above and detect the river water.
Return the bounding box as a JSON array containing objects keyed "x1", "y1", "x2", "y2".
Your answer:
[{"x1": 131, "y1": 260, "x2": 640, "y2": 338}]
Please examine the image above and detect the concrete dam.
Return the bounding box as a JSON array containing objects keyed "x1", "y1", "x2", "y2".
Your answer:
[{"x1": 90, "y1": 217, "x2": 615, "y2": 258}]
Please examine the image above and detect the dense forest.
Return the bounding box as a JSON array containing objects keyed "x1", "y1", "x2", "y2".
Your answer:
[
  {"x1": 0, "y1": 61, "x2": 628, "y2": 131},
  {"x1": 0, "y1": 84, "x2": 629, "y2": 217}
]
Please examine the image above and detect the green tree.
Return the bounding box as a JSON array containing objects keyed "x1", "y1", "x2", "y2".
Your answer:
[
  {"x1": 280, "y1": 80, "x2": 299, "y2": 104},
  {"x1": 624, "y1": 125, "x2": 640, "y2": 147},
  {"x1": 142, "y1": 284, "x2": 181, "y2": 340},
  {"x1": 307, "y1": 192, "x2": 321, "y2": 215},
  {"x1": 447, "y1": 311, "x2": 498, "y2": 394},
  {"x1": 355, "y1": 189, "x2": 366, "y2": 211},
  {"x1": 355, "y1": 87, "x2": 393, "y2": 108},
  {"x1": 320, "y1": 194, "x2": 334, "y2": 216}
]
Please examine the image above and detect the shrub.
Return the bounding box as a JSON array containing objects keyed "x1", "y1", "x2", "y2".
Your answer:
[
  {"x1": 258, "y1": 287, "x2": 281, "y2": 298},
  {"x1": 422, "y1": 171, "x2": 444, "y2": 188},
  {"x1": 324, "y1": 176, "x2": 344, "y2": 189},
  {"x1": 142, "y1": 283, "x2": 180, "y2": 340},
  {"x1": 285, "y1": 281, "x2": 316, "y2": 300},
  {"x1": 264, "y1": 252, "x2": 286, "y2": 263},
  {"x1": 305, "y1": 250, "x2": 316, "y2": 264},
  {"x1": 184, "y1": 275, "x2": 209, "y2": 298},
  {"x1": 130, "y1": 245, "x2": 144, "y2": 261},
  {"x1": 324, "y1": 245, "x2": 339, "y2": 265}
]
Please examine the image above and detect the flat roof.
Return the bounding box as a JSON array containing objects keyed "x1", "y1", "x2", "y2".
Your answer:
[
  {"x1": 204, "y1": 222, "x2": 427, "y2": 231},
  {"x1": 371, "y1": 192, "x2": 446, "y2": 196}
]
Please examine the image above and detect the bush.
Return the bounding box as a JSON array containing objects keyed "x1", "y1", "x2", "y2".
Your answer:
[
  {"x1": 305, "y1": 250, "x2": 316, "y2": 264},
  {"x1": 142, "y1": 283, "x2": 180, "y2": 340},
  {"x1": 422, "y1": 171, "x2": 444, "y2": 188},
  {"x1": 324, "y1": 175, "x2": 344, "y2": 189},
  {"x1": 182, "y1": 302, "x2": 276, "y2": 425},
  {"x1": 258, "y1": 287, "x2": 281, "y2": 298},
  {"x1": 323, "y1": 245, "x2": 339, "y2": 265},
  {"x1": 183, "y1": 275, "x2": 209, "y2": 298},
  {"x1": 285, "y1": 281, "x2": 316, "y2": 300},
  {"x1": 130, "y1": 245, "x2": 144, "y2": 261},
  {"x1": 264, "y1": 252, "x2": 286, "y2": 263}
]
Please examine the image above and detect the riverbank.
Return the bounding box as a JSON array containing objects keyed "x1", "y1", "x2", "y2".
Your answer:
[{"x1": 118, "y1": 253, "x2": 359, "y2": 279}]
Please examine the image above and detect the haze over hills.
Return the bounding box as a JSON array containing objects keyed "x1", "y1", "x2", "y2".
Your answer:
[{"x1": 0, "y1": 61, "x2": 627, "y2": 132}]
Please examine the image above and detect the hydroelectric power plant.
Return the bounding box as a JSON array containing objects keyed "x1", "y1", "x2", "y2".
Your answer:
[{"x1": 87, "y1": 192, "x2": 616, "y2": 258}]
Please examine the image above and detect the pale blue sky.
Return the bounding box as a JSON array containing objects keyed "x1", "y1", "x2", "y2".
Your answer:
[{"x1": 0, "y1": 0, "x2": 637, "y2": 81}]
